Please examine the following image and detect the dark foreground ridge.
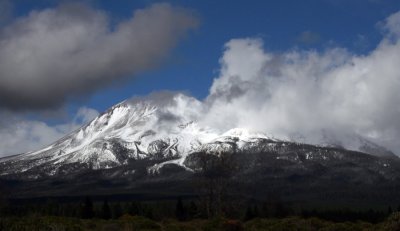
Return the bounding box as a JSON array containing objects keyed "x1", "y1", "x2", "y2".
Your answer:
[{"x1": 1, "y1": 140, "x2": 400, "y2": 209}]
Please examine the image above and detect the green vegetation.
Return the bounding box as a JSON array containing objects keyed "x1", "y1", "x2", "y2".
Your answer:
[
  {"x1": 0, "y1": 196, "x2": 399, "y2": 230},
  {"x1": 1, "y1": 213, "x2": 400, "y2": 231}
]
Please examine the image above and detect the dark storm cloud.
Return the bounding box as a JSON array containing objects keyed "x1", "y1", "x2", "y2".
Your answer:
[{"x1": 0, "y1": 3, "x2": 197, "y2": 110}]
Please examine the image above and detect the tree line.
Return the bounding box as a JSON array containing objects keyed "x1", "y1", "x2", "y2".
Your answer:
[{"x1": 0, "y1": 195, "x2": 398, "y2": 224}]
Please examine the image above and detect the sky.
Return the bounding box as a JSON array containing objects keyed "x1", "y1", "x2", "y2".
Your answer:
[{"x1": 0, "y1": 0, "x2": 400, "y2": 156}]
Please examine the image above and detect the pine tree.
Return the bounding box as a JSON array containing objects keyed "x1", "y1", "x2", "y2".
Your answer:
[
  {"x1": 145, "y1": 207, "x2": 154, "y2": 220},
  {"x1": 128, "y1": 202, "x2": 142, "y2": 216},
  {"x1": 112, "y1": 203, "x2": 123, "y2": 219},
  {"x1": 388, "y1": 206, "x2": 393, "y2": 216},
  {"x1": 253, "y1": 205, "x2": 259, "y2": 218},
  {"x1": 275, "y1": 202, "x2": 288, "y2": 218},
  {"x1": 81, "y1": 196, "x2": 94, "y2": 219},
  {"x1": 101, "y1": 199, "x2": 111, "y2": 220},
  {"x1": 244, "y1": 205, "x2": 255, "y2": 221},
  {"x1": 261, "y1": 202, "x2": 270, "y2": 218},
  {"x1": 175, "y1": 197, "x2": 187, "y2": 221},
  {"x1": 188, "y1": 201, "x2": 198, "y2": 219}
]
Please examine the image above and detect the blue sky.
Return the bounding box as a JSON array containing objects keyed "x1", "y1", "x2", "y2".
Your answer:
[
  {"x1": 1, "y1": 0, "x2": 400, "y2": 156},
  {"x1": 95, "y1": 0, "x2": 400, "y2": 114}
]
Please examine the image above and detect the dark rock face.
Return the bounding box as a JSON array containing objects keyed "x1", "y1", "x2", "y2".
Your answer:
[{"x1": 147, "y1": 140, "x2": 169, "y2": 157}]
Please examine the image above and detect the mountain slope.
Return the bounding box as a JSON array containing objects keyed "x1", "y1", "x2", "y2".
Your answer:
[
  {"x1": 0, "y1": 94, "x2": 215, "y2": 176},
  {"x1": 1, "y1": 94, "x2": 400, "y2": 205},
  {"x1": 0, "y1": 93, "x2": 398, "y2": 178}
]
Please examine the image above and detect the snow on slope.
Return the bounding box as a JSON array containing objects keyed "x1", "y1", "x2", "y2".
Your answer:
[
  {"x1": 11, "y1": 96, "x2": 203, "y2": 165},
  {"x1": 0, "y1": 93, "x2": 276, "y2": 175},
  {"x1": 1, "y1": 93, "x2": 395, "y2": 176}
]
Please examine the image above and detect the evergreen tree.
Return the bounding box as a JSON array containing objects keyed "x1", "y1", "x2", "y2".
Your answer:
[
  {"x1": 175, "y1": 197, "x2": 187, "y2": 221},
  {"x1": 188, "y1": 201, "x2": 198, "y2": 219},
  {"x1": 388, "y1": 206, "x2": 393, "y2": 215},
  {"x1": 261, "y1": 202, "x2": 271, "y2": 218},
  {"x1": 81, "y1": 196, "x2": 94, "y2": 219},
  {"x1": 112, "y1": 203, "x2": 123, "y2": 219},
  {"x1": 275, "y1": 202, "x2": 288, "y2": 218},
  {"x1": 45, "y1": 199, "x2": 59, "y2": 216},
  {"x1": 0, "y1": 181, "x2": 7, "y2": 212},
  {"x1": 244, "y1": 205, "x2": 255, "y2": 221},
  {"x1": 145, "y1": 207, "x2": 154, "y2": 220},
  {"x1": 128, "y1": 202, "x2": 142, "y2": 216},
  {"x1": 253, "y1": 205, "x2": 259, "y2": 218},
  {"x1": 101, "y1": 199, "x2": 111, "y2": 220}
]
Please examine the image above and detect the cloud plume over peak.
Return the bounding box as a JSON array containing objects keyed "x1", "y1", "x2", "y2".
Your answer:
[
  {"x1": 199, "y1": 10, "x2": 400, "y2": 153},
  {"x1": 0, "y1": 3, "x2": 197, "y2": 110}
]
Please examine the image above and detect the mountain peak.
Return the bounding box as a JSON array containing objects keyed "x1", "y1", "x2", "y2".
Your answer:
[{"x1": 0, "y1": 96, "x2": 397, "y2": 178}]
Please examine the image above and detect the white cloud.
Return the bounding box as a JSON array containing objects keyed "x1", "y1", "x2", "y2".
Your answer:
[
  {"x1": 200, "y1": 10, "x2": 400, "y2": 153},
  {"x1": 383, "y1": 11, "x2": 400, "y2": 38},
  {"x1": 73, "y1": 107, "x2": 100, "y2": 125},
  {"x1": 0, "y1": 107, "x2": 99, "y2": 157}
]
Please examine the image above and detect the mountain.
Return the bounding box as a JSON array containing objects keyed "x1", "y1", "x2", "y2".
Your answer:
[
  {"x1": 0, "y1": 93, "x2": 285, "y2": 178},
  {"x1": 1, "y1": 94, "x2": 400, "y2": 206}
]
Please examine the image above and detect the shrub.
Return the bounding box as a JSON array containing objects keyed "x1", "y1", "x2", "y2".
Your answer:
[
  {"x1": 119, "y1": 214, "x2": 161, "y2": 230},
  {"x1": 379, "y1": 212, "x2": 400, "y2": 231}
]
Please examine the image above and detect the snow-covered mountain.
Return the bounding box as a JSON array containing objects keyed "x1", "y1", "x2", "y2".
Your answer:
[
  {"x1": 0, "y1": 94, "x2": 275, "y2": 176},
  {"x1": 0, "y1": 93, "x2": 397, "y2": 179},
  {"x1": 2, "y1": 93, "x2": 400, "y2": 203}
]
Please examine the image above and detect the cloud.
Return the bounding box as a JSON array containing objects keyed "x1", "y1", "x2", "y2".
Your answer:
[
  {"x1": 0, "y1": 3, "x2": 197, "y2": 110},
  {"x1": 382, "y1": 10, "x2": 400, "y2": 39},
  {"x1": 0, "y1": 107, "x2": 99, "y2": 157},
  {"x1": 353, "y1": 34, "x2": 370, "y2": 51},
  {"x1": 126, "y1": 91, "x2": 204, "y2": 133},
  {"x1": 73, "y1": 106, "x2": 100, "y2": 125},
  {"x1": 296, "y1": 30, "x2": 321, "y2": 45},
  {"x1": 3, "y1": 9, "x2": 400, "y2": 157},
  {"x1": 198, "y1": 10, "x2": 400, "y2": 154}
]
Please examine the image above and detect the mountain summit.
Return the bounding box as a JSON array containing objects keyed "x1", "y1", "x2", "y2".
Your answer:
[
  {"x1": 1, "y1": 94, "x2": 400, "y2": 203},
  {"x1": 0, "y1": 93, "x2": 397, "y2": 177},
  {"x1": 0, "y1": 94, "x2": 273, "y2": 176}
]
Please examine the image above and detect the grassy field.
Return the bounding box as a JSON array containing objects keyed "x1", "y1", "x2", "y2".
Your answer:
[{"x1": 1, "y1": 213, "x2": 400, "y2": 231}]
